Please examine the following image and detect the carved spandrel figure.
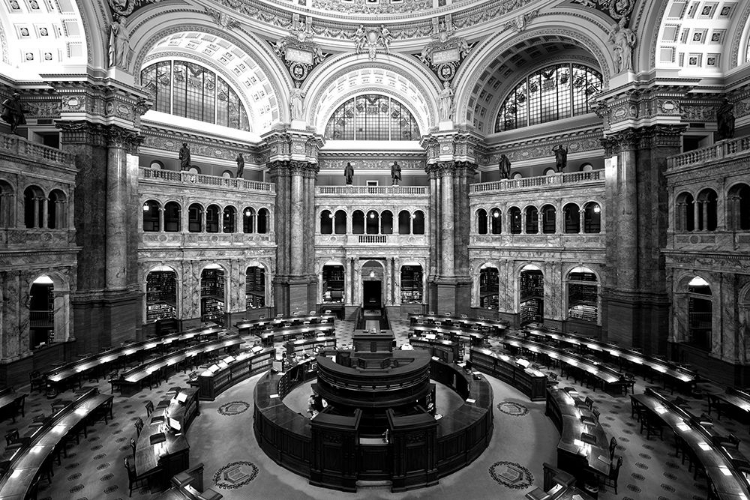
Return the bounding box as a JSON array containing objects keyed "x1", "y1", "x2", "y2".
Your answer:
[
  {"x1": 380, "y1": 25, "x2": 392, "y2": 53},
  {"x1": 553, "y1": 144, "x2": 568, "y2": 173},
  {"x1": 344, "y1": 162, "x2": 354, "y2": 185},
  {"x1": 108, "y1": 14, "x2": 131, "y2": 69},
  {"x1": 1, "y1": 92, "x2": 26, "y2": 134},
  {"x1": 236, "y1": 153, "x2": 245, "y2": 178},
  {"x1": 608, "y1": 17, "x2": 636, "y2": 73},
  {"x1": 290, "y1": 86, "x2": 305, "y2": 122},
  {"x1": 438, "y1": 81, "x2": 454, "y2": 122},
  {"x1": 179, "y1": 142, "x2": 191, "y2": 171},
  {"x1": 498, "y1": 154, "x2": 511, "y2": 179},
  {"x1": 391, "y1": 161, "x2": 402, "y2": 185},
  {"x1": 716, "y1": 98, "x2": 735, "y2": 141}
]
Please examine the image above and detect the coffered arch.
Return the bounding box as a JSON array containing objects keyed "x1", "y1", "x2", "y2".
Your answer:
[
  {"x1": 128, "y1": 14, "x2": 291, "y2": 133},
  {"x1": 454, "y1": 17, "x2": 614, "y2": 129},
  {"x1": 304, "y1": 53, "x2": 441, "y2": 135}
]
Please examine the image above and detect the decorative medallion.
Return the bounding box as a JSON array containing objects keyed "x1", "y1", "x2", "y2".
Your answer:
[
  {"x1": 218, "y1": 401, "x2": 251, "y2": 416},
  {"x1": 417, "y1": 20, "x2": 472, "y2": 82},
  {"x1": 488, "y1": 461, "x2": 534, "y2": 489},
  {"x1": 354, "y1": 25, "x2": 392, "y2": 60},
  {"x1": 273, "y1": 17, "x2": 326, "y2": 83},
  {"x1": 497, "y1": 401, "x2": 529, "y2": 417},
  {"x1": 213, "y1": 461, "x2": 260, "y2": 489}
]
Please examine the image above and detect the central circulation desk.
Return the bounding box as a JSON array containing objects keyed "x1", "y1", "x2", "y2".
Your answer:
[
  {"x1": 196, "y1": 347, "x2": 275, "y2": 401},
  {"x1": 470, "y1": 347, "x2": 547, "y2": 401},
  {"x1": 254, "y1": 351, "x2": 493, "y2": 492},
  {"x1": 634, "y1": 387, "x2": 750, "y2": 500}
]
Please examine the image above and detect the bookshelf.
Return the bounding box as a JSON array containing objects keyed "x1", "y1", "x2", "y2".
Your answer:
[
  {"x1": 479, "y1": 268, "x2": 499, "y2": 310},
  {"x1": 201, "y1": 269, "x2": 225, "y2": 325},
  {"x1": 246, "y1": 266, "x2": 265, "y2": 309},
  {"x1": 400, "y1": 266, "x2": 423, "y2": 304},
  {"x1": 146, "y1": 271, "x2": 177, "y2": 323},
  {"x1": 322, "y1": 265, "x2": 345, "y2": 303},
  {"x1": 567, "y1": 272, "x2": 598, "y2": 323}
]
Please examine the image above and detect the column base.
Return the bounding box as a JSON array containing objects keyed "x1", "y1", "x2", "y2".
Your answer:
[
  {"x1": 602, "y1": 289, "x2": 669, "y2": 354},
  {"x1": 273, "y1": 275, "x2": 318, "y2": 316},
  {"x1": 71, "y1": 289, "x2": 139, "y2": 353},
  {"x1": 433, "y1": 277, "x2": 472, "y2": 316}
]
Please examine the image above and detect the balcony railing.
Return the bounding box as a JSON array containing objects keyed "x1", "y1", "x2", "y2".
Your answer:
[
  {"x1": 139, "y1": 168, "x2": 275, "y2": 192},
  {"x1": 1, "y1": 134, "x2": 73, "y2": 165},
  {"x1": 317, "y1": 186, "x2": 428, "y2": 195},
  {"x1": 668, "y1": 135, "x2": 750, "y2": 170},
  {"x1": 30, "y1": 310, "x2": 54, "y2": 327},
  {"x1": 359, "y1": 235, "x2": 387, "y2": 243},
  {"x1": 470, "y1": 170, "x2": 603, "y2": 194}
]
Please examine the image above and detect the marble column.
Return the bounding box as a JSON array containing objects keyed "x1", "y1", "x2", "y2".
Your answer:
[
  {"x1": 104, "y1": 127, "x2": 135, "y2": 291},
  {"x1": 439, "y1": 162, "x2": 454, "y2": 277},
  {"x1": 426, "y1": 165, "x2": 439, "y2": 278},
  {"x1": 40, "y1": 198, "x2": 48, "y2": 228},
  {"x1": 613, "y1": 130, "x2": 639, "y2": 292},
  {"x1": 290, "y1": 161, "x2": 305, "y2": 276},
  {"x1": 578, "y1": 209, "x2": 585, "y2": 234}
]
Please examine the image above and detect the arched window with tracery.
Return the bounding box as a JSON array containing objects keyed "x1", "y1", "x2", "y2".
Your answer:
[
  {"x1": 140, "y1": 60, "x2": 250, "y2": 131},
  {"x1": 495, "y1": 64, "x2": 603, "y2": 132},
  {"x1": 324, "y1": 94, "x2": 420, "y2": 140}
]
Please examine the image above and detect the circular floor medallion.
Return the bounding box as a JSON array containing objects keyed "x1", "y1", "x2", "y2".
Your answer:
[
  {"x1": 213, "y1": 461, "x2": 259, "y2": 489},
  {"x1": 218, "y1": 401, "x2": 251, "y2": 416},
  {"x1": 497, "y1": 401, "x2": 529, "y2": 417},
  {"x1": 488, "y1": 461, "x2": 534, "y2": 489}
]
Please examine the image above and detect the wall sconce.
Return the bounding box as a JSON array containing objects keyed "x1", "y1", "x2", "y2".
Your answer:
[
  {"x1": 593, "y1": 205, "x2": 601, "y2": 213},
  {"x1": 244, "y1": 209, "x2": 251, "y2": 217},
  {"x1": 369, "y1": 271, "x2": 375, "y2": 278},
  {"x1": 143, "y1": 203, "x2": 150, "y2": 212}
]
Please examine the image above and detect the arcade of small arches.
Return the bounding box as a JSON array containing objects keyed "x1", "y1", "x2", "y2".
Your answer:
[
  {"x1": 0, "y1": 181, "x2": 69, "y2": 230},
  {"x1": 141, "y1": 200, "x2": 271, "y2": 234},
  {"x1": 319, "y1": 209, "x2": 426, "y2": 235},
  {"x1": 475, "y1": 202, "x2": 602, "y2": 235},
  {"x1": 674, "y1": 183, "x2": 750, "y2": 232}
]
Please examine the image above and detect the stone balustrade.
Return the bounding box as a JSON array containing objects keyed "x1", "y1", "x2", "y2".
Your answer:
[
  {"x1": 316, "y1": 185, "x2": 429, "y2": 196},
  {"x1": 139, "y1": 168, "x2": 275, "y2": 192},
  {"x1": 0, "y1": 133, "x2": 74, "y2": 166},
  {"x1": 667, "y1": 135, "x2": 750, "y2": 171},
  {"x1": 470, "y1": 170, "x2": 604, "y2": 194}
]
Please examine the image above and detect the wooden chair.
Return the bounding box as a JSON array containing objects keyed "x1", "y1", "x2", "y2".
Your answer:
[
  {"x1": 584, "y1": 396, "x2": 594, "y2": 411},
  {"x1": 706, "y1": 394, "x2": 724, "y2": 420},
  {"x1": 93, "y1": 398, "x2": 114, "y2": 424},
  {"x1": 134, "y1": 417, "x2": 144, "y2": 437},
  {"x1": 145, "y1": 401, "x2": 154, "y2": 417},
  {"x1": 609, "y1": 436, "x2": 617, "y2": 460},
  {"x1": 4, "y1": 429, "x2": 19, "y2": 446},
  {"x1": 640, "y1": 412, "x2": 664, "y2": 440},
  {"x1": 622, "y1": 372, "x2": 636, "y2": 395},
  {"x1": 125, "y1": 456, "x2": 162, "y2": 497},
  {"x1": 601, "y1": 455, "x2": 622, "y2": 494},
  {"x1": 130, "y1": 437, "x2": 137, "y2": 460},
  {"x1": 29, "y1": 371, "x2": 45, "y2": 394}
]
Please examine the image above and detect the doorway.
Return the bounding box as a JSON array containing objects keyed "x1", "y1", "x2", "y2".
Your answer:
[{"x1": 363, "y1": 281, "x2": 382, "y2": 309}]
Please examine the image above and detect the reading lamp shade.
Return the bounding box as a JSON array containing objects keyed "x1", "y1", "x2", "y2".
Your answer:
[
  {"x1": 150, "y1": 432, "x2": 167, "y2": 445},
  {"x1": 580, "y1": 432, "x2": 597, "y2": 445}
]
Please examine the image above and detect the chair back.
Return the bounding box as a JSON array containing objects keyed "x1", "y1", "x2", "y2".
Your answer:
[
  {"x1": 609, "y1": 436, "x2": 617, "y2": 459},
  {"x1": 124, "y1": 457, "x2": 136, "y2": 480},
  {"x1": 584, "y1": 396, "x2": 594, "y2": 410},
  {"x1": 135, "y1": 417, "x2": 144, "y2": 436},
  {"x1": 5, "y1": 429, "x2": 19, "y2": 446},
  {"x1": 610, "y1": 456, "x2": 623, "y2": 480}
]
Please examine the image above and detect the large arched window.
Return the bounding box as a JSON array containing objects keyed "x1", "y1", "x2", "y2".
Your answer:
[
  {"x1": 0, "y1": 181, "x2": 14, "y2": 228},
  {"x1": 413, "y1": 211, "x2": 425, "y2": 235},
  {"x1": 321, "y1": 210, "x2": 333, "y2": 234},
  {"x1": 490, "y1": 208, "x2": 502, "y2": 234},
  {"x1": 334, "y1": 210, "x2": 347, "y2": 234},
  {"x1": 696, "y1": 189, "x2": 717, "y2": 231},
  {"x1": 142, "y1": 200, "x2": 160, "y2": 232},
  {"x1": 477, "y1": 209, "x2": 488, "y2": 235},
  {"x1": 495, "y1": 64, "x2": 603, "y2": 132},
  {"x1": 324, "y1": 94, "x2": 420, "y2": 141},
  {"x1": 687, "y1": 276, "x2": 712, "y2": 352},
  {"x1": 728, "y1": 183, "x2": 750, "y2": 230},
  {"x1": 164, "y1": 202, "x2": 181, "y2": 232},
  {"x1": 141, "y1": 60, "x2": 250, "y2": 131}
]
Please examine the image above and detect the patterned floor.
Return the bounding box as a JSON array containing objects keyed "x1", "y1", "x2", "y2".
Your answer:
[{"x1": 3, "y1": 320, "x2": 738, "y2": 499}]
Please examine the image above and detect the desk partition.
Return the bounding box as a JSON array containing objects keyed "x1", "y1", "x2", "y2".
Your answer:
[
  {"x1": 470, "y1": 348, "x2": 547, "y2": 401},
  {"x1": 197, "y1": 348, "x2": 274, "y2": 401}
]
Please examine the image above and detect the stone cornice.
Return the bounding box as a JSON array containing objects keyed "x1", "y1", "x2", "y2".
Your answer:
[{"x1": 140, "y1": 124, "x2": 264, "y2": 165}]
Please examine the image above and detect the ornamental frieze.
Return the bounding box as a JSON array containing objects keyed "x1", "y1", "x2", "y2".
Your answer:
[
  {"x1": 141, "y1": 128, "x2": 262, "y2": 164},
  {"x1": 319, "y1": 158, "x2": 425, "y2": 170},
  {"x1": 311, "y1": 0, "x2": 431, "y2": 15},
  {"x1": 481, "y1": 135, "x2": 603, "y2": 167}
]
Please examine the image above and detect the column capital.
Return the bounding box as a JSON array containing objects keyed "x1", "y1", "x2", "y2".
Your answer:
[
  {"x1": 437, "y1": 161, "x2": 455, "y2": 177},
  {"x1": 105, "y1": 125, "x2": 144, "y2": 152},
  {"x1": 638, "y1": 124, "x2": 687, "y2": 149},
  {"x1": 55, "y1": 120, "x2": 107, "y2": 146},
  {"x1": 601, "y1": 129, "x2": 640, "y2": 154}
]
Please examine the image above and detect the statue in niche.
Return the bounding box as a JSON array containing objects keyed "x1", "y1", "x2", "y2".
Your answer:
[
  {"x1": 391, "y1": 161, "x2": 402, "y2": 185},
  {"x1": 1, "y1": 92, "x2": 26, "y2": 134},
  {"x1": 108, "y1": 14, "x2": 131, "y2": 69},
  {"x1": 498, "y1": 154, "x2": 511, "y2": 179},
  {"x1": 553, "y1": 144, "x2": 568, "y2": 173},
  {"x1": 236, "y1": 153, "x2": 245, "y2": 178},
  {"x1": 608, "y1": 17, "x2": 636, "y2": 73},
  {"x1": 438, "y1": 81, "x2": 454, "y2": 122},
  {"x1": 344, "y1": 162, "x2": 354, "y2": 185},
  {"x1": 716, "y1": 98, "x2": 735, "y2": 141},
  {"x1": 290, "y1": 86, "x2": 305, "y2": 121},
  {"x1": 179, "y1": 142, "x2": 191, "y2": 171}
]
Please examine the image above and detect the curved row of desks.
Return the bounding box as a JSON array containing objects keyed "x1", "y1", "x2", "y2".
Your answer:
[
  {"x1": 253, "y1": 355, "x2": 492, "y2": 492},
  {"x1": 114, "y1": 336, "x2": 244, "y2": 394},
  {"x1": 470, "y1": 347, "x2": 547, "y2": 401},
  {"x1": 258, "y1": 324, "x2": 335, "y2": 346},
  {"x1": 409, "y1": 313, "x2": 507, "y2": 334},
  {"x1": 46, "y1": 327, "x2": 223, "y2": 391},
  {"x1": 195, "y1": 347, "x2": 275, "y2": 401},
  {"x1": 502, "y1": 335, "x2": 630, "y2": 394},
  {"x1": 0, "y1": 388, "x2": 112, "y2": 500},
  {"x1": 410, "y1": 325, "x2": 487, "y2": 345},
  {"x1": 633, "y1": 387, "x2": 750, "y2": 500},
  {"x1": 545, "y1": 386, "x2": 612, "y2": 483},
  {"x1": 235, "y1": 314, "x2": 336, "y2": 336},
  {"x1": 524, "y1": 325, "x2": 696, "y2": 391}
]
